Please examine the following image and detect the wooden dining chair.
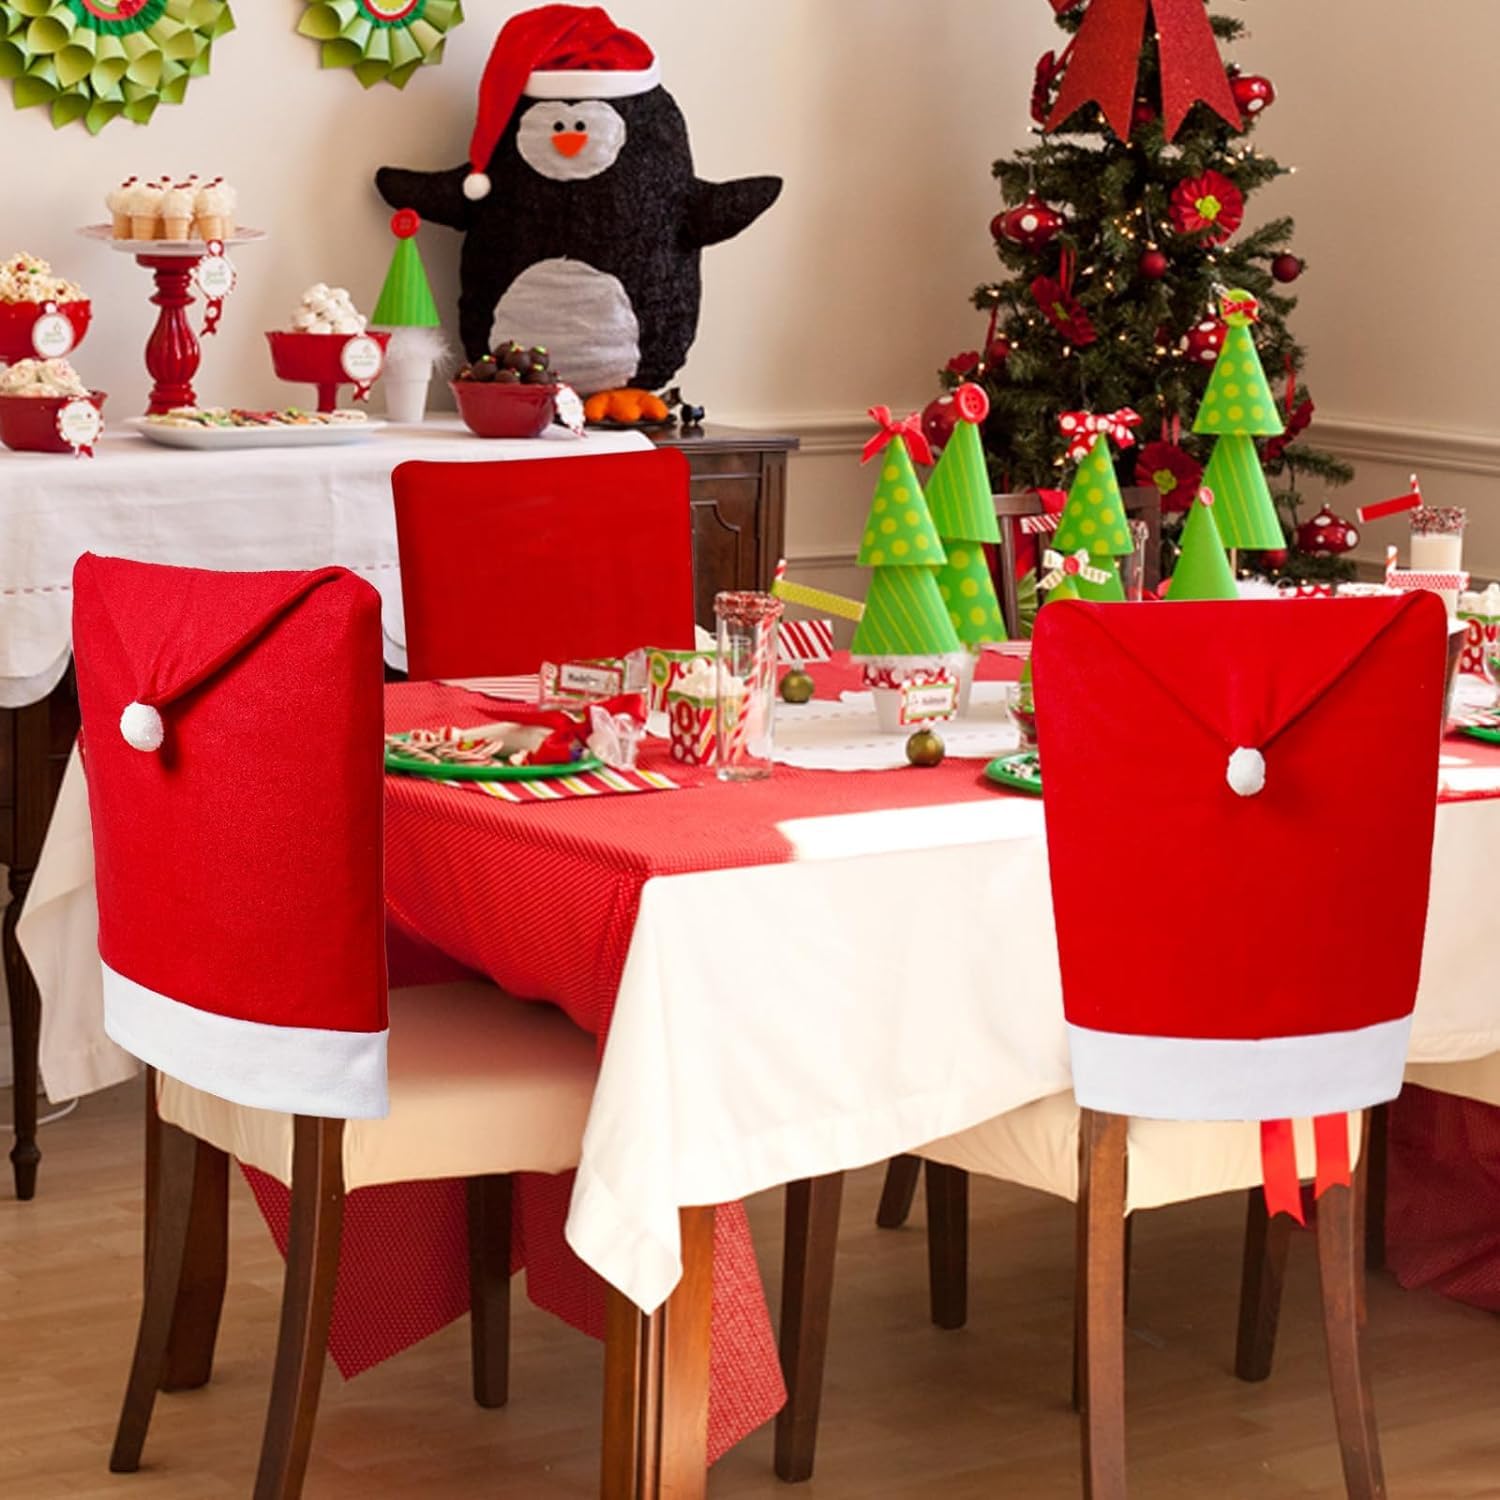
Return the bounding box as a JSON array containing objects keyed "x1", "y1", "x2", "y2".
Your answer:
[
  {"x1": 393, "y1": 449, "x2": 697, "y2": 680},
  {"x1": 72, "y1": 554, "x2": 599, "y2": 1500}
]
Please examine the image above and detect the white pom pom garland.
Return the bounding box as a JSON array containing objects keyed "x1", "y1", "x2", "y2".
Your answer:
[
  {"x1": 462, "y1": 172, "x2": 492, "y2": 201},
  {"x1": 1226, "y1": 746, "x2": 1266, "y2": 798},
  {"x1": 120, "y1": 701, "x2": 164, "y2": 753}
]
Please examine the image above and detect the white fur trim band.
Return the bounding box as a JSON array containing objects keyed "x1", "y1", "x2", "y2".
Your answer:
[
  {"x1": 1067, "y1": 1015, "x2": 1413, "y2": 1121},
  {"x1": 523, "y1": 61, "x2": 661, "y2": 100},
  {"x1": 101, "y1": 960, "x2": 389, "y2": 1119}
]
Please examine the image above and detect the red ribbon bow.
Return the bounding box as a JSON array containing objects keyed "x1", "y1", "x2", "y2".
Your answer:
[
  {"x1": 1058, "y1": 408, "x2": 1141, "y2": 462},
  {"x1": 1221, "y1": 295, "x2": 1259, "y2": 323},
  {"x1": 1045, "y1": 0, "x2": 1242, "y2": 143},
  {"x1": 862, "y1": 405, "x2": 934, "y2": 467}
]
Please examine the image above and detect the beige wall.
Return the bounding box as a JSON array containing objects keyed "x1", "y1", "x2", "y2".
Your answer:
[{"x1": 0, "y1": 1, "x2": 1492, "y2": 586}]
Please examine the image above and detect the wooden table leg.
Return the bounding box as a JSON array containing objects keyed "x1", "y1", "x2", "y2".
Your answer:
[
  {"x1": 602, "y1": 1206, "x2": 715, "y2": 1500},
  {"x1": 5, "y1": 861, "x2": 40, "y2": 1200}
]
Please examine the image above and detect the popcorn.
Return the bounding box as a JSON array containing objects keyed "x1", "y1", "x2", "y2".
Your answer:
[
  {"x1": 289, "y1": 284, "x2": 367, "y2": 336},
  {"x1": 0, "y1": 358, "x2": 89, "y2": 398},
  {"x1": 0, "y1": 254, "x2": 84, "y2": 306}
]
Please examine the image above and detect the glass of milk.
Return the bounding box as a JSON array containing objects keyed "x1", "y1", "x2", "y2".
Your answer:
[{"x1": 1409, "y1": 507, "x2": 1467, "y2": 614}]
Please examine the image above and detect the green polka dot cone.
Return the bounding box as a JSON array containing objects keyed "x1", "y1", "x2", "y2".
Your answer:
[
  {"x1": 936, "y1": 540, "x2": 1006, "y2": 647},
  {"x1": 852, "y1": 435, "x2": 958, "y2": 657},
  {"x1": 1167, "y1": 494, "x2": 1238, "y2": 601},
  {"x1": 1201, "y1": 434, "x2": 1284, "y2": 550},
  {"x1": 1073, "y1": 552, "x2": 1125, "y2": 603},
  {"x1": 297, "y1": 0, "x2": 463, "y2": 91},
  {"x1": 1052, "y1": 434, "x2": 1134, "y2": 561},
  {"x1": 0, "y1": 0, "x2": 235, "y2": 133},
  {"x1": 925, "y1": 417, "x2": 999, "y2": 545},
  {"x1": 1193, "y1": 325, "x2": 1284, "y2": 439}
]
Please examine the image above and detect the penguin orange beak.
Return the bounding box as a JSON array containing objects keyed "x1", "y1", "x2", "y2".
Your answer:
[{"x1": 553, "y1": 131, "x2": 589, "y2": 159}]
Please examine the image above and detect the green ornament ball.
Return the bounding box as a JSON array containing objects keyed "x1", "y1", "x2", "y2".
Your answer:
[
  {"x1": 906, "y1": 728, "x2": 946, "y2": 767},
  {"x1": 779, "y1": 667, "x2": 815, "y2": 704}
]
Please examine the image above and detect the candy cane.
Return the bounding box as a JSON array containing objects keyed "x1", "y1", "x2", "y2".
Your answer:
[{"x1": 1358, "y1": 475, "x2": 1422, "y2": 525}]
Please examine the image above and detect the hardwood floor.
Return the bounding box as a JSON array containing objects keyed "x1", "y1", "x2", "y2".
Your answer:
[{"x1": 3, "y1": 1081, "x2": 1498, "y2": 1498}]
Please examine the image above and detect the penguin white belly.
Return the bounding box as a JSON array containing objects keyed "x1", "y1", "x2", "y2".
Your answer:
[{"x1": 491, "y1": 258, "x2": 641, "y2": 395}]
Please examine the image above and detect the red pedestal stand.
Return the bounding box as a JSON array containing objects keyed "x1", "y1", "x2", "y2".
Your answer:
[{"x1": 139, "y1": 255, "x2": 202, "y2": 415}]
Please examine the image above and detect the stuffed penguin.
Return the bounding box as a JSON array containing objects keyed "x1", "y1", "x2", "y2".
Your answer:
[{"x1": 376, "y1": 4, "x2": 782, "y2": 414}]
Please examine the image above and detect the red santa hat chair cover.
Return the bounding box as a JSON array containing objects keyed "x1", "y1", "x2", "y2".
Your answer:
[
  {"x1": 72, "y1": 554, "x2": 389, "y2": 1119},
  {"x1": 1034, "y1": 593, "x2": 1447, "y2": 1217},
  {"x1": 462, "y1": 3, "x2": 660, "y2": 200},
  {"x1": 393, "y1": 449, "x2": 695, "y2": 679}
]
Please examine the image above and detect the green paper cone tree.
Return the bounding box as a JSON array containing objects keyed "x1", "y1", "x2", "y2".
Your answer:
[
  {"x1": 372, "y1": 211, "x2": 440, "y2": 327},
  {"x1": 1167, "y1": 491, "x2": 1238, "y2": 601},
  {"x1": 1192, "y1": 290, "x2": 1285, "y2": 550},
  {"x1": 851, "y1": 429, "x2": 960, "y2": 659},
  {"x1": 926, "y1": 392, "x2": 1006, "y2": 647},
  {"x1": 1051, "y1": 431, "x2": 1133, "y2": 602}
]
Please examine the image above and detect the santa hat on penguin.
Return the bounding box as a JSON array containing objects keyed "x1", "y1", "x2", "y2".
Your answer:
[{"x1": 461, "y1": 3, "x2": 661, "y2": 200}]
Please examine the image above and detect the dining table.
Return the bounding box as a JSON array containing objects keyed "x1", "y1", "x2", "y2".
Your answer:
[{"x1": 19, "y1": 647, "x2": 1500, "y2": 1497}]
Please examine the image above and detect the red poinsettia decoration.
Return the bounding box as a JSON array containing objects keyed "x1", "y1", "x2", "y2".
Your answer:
[
  {"x1": 1031, "y1": 275, "x2": 1097, "y2": 346},
  {"x1": 1169, "y1": 170, "x2": 1244, "y2": 245},
  {"x1": 945, "y1": 350, "x2": 981, "y2": 378},
  {"x1": 1134, "y1": 441, "x2": 1203, "y2": 514},
  {"x1": 1032, "y1": 50, "x2": 1065, "y2": 125}
]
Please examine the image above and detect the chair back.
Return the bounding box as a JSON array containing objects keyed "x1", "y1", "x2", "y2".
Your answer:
[
  {"x1": 71, "y1": 553, "x2": 389, "y2": 1119},
  {"x1": 1033, "y1": 593, "x2": 1447, "y2": 1123},
  {"x1": 393, "y1": 449, "x2": 696, "y2": 679}
]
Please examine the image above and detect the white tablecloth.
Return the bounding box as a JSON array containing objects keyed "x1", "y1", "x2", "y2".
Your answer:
[
  {"x1": 0, "y1": 420, "x2": 651, "y2": 706},
  {"x1": 22, "y1": 757, "x2": 1500, "y2": 1312}
]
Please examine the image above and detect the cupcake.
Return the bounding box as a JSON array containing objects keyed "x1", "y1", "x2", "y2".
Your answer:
[
  {"x1": 194, "y1": 178, "x2": 237, "y2": 241},
  {"x1": 106, "y1": 177, "x2": 138, "y2": 240},
  {"x1": 126, "y1": 179, "x2": 164, "y2": 241},
  {"x1": 160, "y1": 181, "x2": 195, "y2": 241}
]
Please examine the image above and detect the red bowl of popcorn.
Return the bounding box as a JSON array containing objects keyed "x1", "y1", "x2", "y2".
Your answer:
[
  {"x1": 267, "y1": 330, "x2": 391, "y2": 412},
  {"x1": 0, "y1": 389, "x2": 106, "y2": 454},
  {"x1": 0, "y1": 299, "x2": 91, "y2": 364}
]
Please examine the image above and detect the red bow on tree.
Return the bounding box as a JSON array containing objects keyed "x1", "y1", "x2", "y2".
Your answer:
[
  {"x1": 1045, "y1": 0, "x2": 1242, "y2": 143},
  {"x1": 862, "y1": 405, "x2": 934, "y2": 467},
  {"x1": 1264, "y1": 365, "x2": 1314, "y2": 464},
  {"x1": 1059, "y1": 408, "x2": 1141, "y2": 462}
]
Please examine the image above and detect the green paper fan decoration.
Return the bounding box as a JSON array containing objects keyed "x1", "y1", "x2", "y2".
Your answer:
[
  {"x1": 0, "y1": 0, "x2": 236, "y2": 134},
  {"x1": 297, "y1": 0, "x2": 463, "y2": 91}
]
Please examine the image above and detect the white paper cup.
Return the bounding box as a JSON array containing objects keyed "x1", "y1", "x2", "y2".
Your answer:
[{"x1": 384, "y1": 374, "x2": 430, "y2": 423}]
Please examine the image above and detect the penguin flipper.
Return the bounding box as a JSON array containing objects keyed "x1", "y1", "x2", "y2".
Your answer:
[
  {"x1": 683, "y1": 176, "x2": 783, "y2": 249},
  {"x1": 375, "y1": 165, "x2": 476, "y2": 232}
]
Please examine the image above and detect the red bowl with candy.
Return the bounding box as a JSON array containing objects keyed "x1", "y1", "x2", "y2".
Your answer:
[
  {"x1": 450, "y1": 379, "x2": 558, "y2": 439},
  {"x1": 0, "y1": 299, "x2": 91, "y2": 363},
  {"x1": 266, "y1": 330, "x2": 391, "y2": 412},
  {"x1": 0, "y1": 389, "x2": 106, "y2": 453}
]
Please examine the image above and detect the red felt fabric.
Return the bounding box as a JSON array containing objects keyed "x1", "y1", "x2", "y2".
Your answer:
[
  {"x1": 393, "y1": 451, "x2": 696, "y2": 680},
  {"x1": 1034, "y1": 597, "x2": 1446, "y2": 1051},
  {"x1": 71, "y1": 555, "x2": 388, "y2": 1042}
]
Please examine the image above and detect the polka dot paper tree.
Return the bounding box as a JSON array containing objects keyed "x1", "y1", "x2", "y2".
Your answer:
[
  {"x1": 1050, "y1": 410, "x2": 1141, "y2": 602},
  {"x1": 850, "y1": 408, "x2": 961, "y2": 659},
  {"x1": 1193, "y1": 289, "x2": 1286, "y2": 550},
  {"x1": 926, "y1": 385, "x2": 1006, "y2": 647}
]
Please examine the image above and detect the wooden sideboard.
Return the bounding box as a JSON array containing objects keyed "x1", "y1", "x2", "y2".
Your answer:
[{"x1": 2, "y1": 423, "x2": 799, "y2": 1200}]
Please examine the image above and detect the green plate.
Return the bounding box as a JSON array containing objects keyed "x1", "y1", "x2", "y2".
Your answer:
[
  {"x1": 1460, "y1": 723, "x2": 1500, "y2": 745},
  {"x1": 385, "y1": 738, "x2": 603, "y2": 782},
  {"x1": 984, "y1": 750, "x2": 1042, "y2": 795}
]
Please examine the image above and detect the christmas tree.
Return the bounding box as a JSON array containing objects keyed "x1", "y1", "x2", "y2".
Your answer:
[
  {"x1": 926, "y1": 386, "x2": 1007, "y2": 645},
  {"x1": 944, "y1": 0, "x2": 1352, "y2": 583},
  {"x1": 1051, "y1": 413, "x2": 1139, "y2": 601},
  {"x1": 1167, "y1": 488, "x2": 1238, "y2": 600},
  {"x1": 851, "y1": 412, "x2": 961, "y2": 659}
]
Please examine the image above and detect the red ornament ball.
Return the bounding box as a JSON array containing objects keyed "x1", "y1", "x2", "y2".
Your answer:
[
  {"x1": 1272, "y1": 253, "x2": 1304, "y2": 284},
  {"x1": 1131, "y1": 98, "x2": 1157, "y2": 128},
  {"x1": 1138, "y1": 248, "x2": 1169, "y2": 281},
  {"x1": 921, "y1": 394, "x2": 960, "y2": 458},
  {"x1": 1180, "y1": 317, "x2": 1227, "y2": 366},
  {"x1": 996, "y1": 193, "x2": 1065, "y2": 251},
  {"x1": 1261, "y1": 548, "x2": 1289, "y2": 570},
  {"x1": 1231, "y1": 73, "x2": 1277, "y2": 120},
  {"x1": 1295, "y1": 506, "x2": 1359, "y2": 558}
]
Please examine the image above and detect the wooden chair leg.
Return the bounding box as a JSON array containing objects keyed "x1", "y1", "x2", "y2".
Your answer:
[
  {"x1": 1234, "y1": 1186, "x2": 1294, "y2": 1383},
  {"x1": 925, "y1": 1162, "x2": 969, "y2": 1331},
  {"x1": 1364, "y1": 1103, "x2": 1389, "y2": 1273},
  {"x1": 160, "y1": 1134, "x2": 230, "y2": 1391},
  {"x1": 1074, "y1": 1212, "x2": 1132, "y2": 1414},
  {"x1": 875, "y1": 1155, "x2": 921, "y2": 1229},
  {"x1": 252, "y1": 1116, "x2": 345, "y2": 1500},
  {"x1": 468, "y1": 1174, "x2": 513, "y2": 1410},
  {"x1": 1316, "y1": 1128, "x2": 1387, "y2": 1500},
  {"x1": 1077, "y1": 1109, "x2": 1128, "y2": 1500},
  {"x1": 110, "y1": 1118, "x2": 204, "y2": 1473},
  {"x1": 601, "y1": 1206, "x2": 714, "y2": 1500},
  {"x1": 775, "y1": 1173, "x2": 844, "y2": 1483}
]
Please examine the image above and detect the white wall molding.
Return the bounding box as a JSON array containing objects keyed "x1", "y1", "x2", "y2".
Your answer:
[{"x1": 729, "y1": 409, "x2": 1500, "y2": 476}]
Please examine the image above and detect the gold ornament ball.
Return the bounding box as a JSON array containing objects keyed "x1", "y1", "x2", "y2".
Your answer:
[
  {"x1": 779, "y1": 668, "x2": 815, "y2": 704},
  {"x1": 906, "y1": 728, "x2": 946, "y2": 767}
]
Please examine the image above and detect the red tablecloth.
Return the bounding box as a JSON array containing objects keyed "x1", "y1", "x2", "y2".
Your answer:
[{"x1": 244, "y1": 655, "x2": 1500, "y2": 1461}]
